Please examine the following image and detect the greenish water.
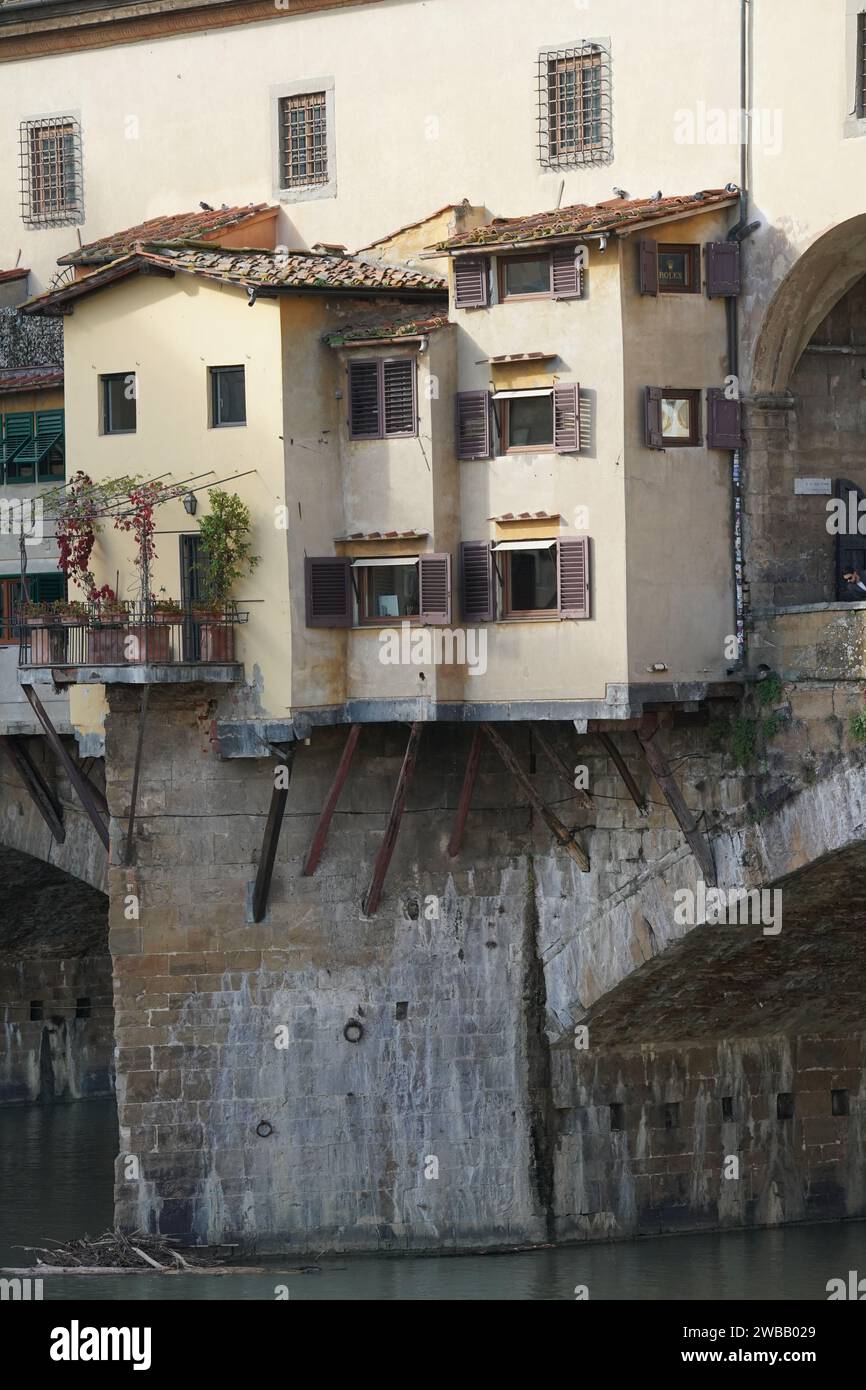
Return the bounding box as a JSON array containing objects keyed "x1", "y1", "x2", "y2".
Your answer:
[{"x1": 1, "y1": 1098, "x2": 864, "y2": 1301}]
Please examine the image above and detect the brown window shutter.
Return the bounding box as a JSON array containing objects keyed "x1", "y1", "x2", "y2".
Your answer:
[
  {"x1": 706, "y1": 388, "x2": 742, "y2": 448},
  {"x1": 305, "y1": 556, "x2": 352, "y2": 627},
  {"x1": 557, "y1": 537, "x2": 590, "y2": 619},
  {"x1": 382, "y1": 358, "x2": 416, "y2": 436},
  {"x1": 645, "y1": 386, "x2": 664, "y2": 448},
  {"x1": 348, "y1": 361, "x2": 380, "y2": 438},
  {"x1": 456, "y1": 390, "x2": 492, "y2": 460},
  {"x1": 460, "y1": 541, "x2": 495, "y2": 622},
  {"x1": 551, "y1": 244, "x2": 582, "y2": 298},
  {"x1": 553, "y1": 383, "x2": 580, "y2": 452},
  {"x1": 453, "y1": 256, "x2": 489, "y2": 309},
  {"x1": 419, "y1": 552, "x2": 452, "y2": 625},
  {"x1": 705, "y1": 242, "x2": 741, "y2": 298},
  {"x1": 639, "y1": 240, "x2": 658, "y2": 296}
]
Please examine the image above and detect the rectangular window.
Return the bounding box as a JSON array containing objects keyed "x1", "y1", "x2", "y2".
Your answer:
[
  {"x1": 1, "y1": 572, "x2": 66, "y2": 643},
  {"x1": 20, "y1": 116, "x2": 82, "y2": 226},
  {"x1": 501, "y1": 542, "x2": 558, "y2": 617},
  {"x1": 657, "y1": 244, "x2": 700, "y2": 293},
  {"x1": 646, "y1": 387, "x2": 702, "y2": 448},
  {"x1": 102, "y1": 373, "x2": 136, "y2": 434},
  {"x1": 210, "y1": 366, "x2": 246, "y2": 427},
  {"x1": 859, "y1": 13, "x2": 866, "y2": 118},
  {"x1": 503, "y1": 394, "x2": 554, "y2": 451},
  {"x1": 354, "y1": 558, "x2": 420, "y2": 623},
  {"x1": 279, "y1": 91, "x2": 328, "y2": 189},
  {"x1": 500, "y1": 254, "x2": 552, "y2": 300},
  {"x1": 538, "y1": 42, "x2": 612, "y2": 168},
  {"x1": 348, "y1": 359, "x2": 416, "y2": 439}
]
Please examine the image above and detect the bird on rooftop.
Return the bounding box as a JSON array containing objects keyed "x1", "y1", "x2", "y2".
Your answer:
[
  {"x1": 199, "y1": 201, "x2": 214, "y2": 211},
  {"x1": 612, "y1": 186, "x2": 628, "y2": 198},
  {"x1": 725, "y1": 182, "x2": 740, "y2": 193},
  {"x1": 649, "y1": 190, "x2": 663, "y2": 201}
]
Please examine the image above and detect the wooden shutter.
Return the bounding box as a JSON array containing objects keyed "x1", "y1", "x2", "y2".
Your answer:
[
  {"x1": 705, "y1": 242, "x2": 741, "y2": 298},
  {"x1": 639, "y1": 240, "x2": 658, "y2": 296},
  {"x1": 706, "y1": 388, "x2": 742, "y2": 448},
  {"x1": 348, "y1": 361, "x2": 380, "y2": 438},
  {"x1": 453, "y1": 256, "x2": 489, "y2": 309},
  {"x1": 551, "y1": 244, "x2": 582, "y2": 299},
  {"x1": 553, "y1": 383, "x2": 580, "y2": 452},
  {"x1": 32, "y1": 572, "x2": 66, "y2": 604},
  {"x1": 305, "y1": 556, "x2": 352, "y2": 627},
  {"x1": 456, "y1": 391, "x2": 491, "y2": 460},
  {"x1": 383, "y1": 359, "x2": 416, "y2": 436},
  {"x1": 419, "y1": 552, "x2": 451, "y2": 625},
  {"x1": 460, "y1": 541, "x2": 495, "y2": 622},
  {"x1": 644, "y1": 386, "x2": 664, "y2": 449},
  {"x1": 557, "y1": 538, "x2": 589, "y2": 619}
]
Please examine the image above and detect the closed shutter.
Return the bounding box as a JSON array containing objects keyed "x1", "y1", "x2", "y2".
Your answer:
[
  {"x1": 551, "y1": 244, "x2": 582, "y2": 299},
  {"x1": 557, "y1": 537, "x2": 589, "y2": 619},
  {"x1": 348, "y1": 361, "x2": 380, "y2": 438},
  {"x1": 456, "y1": 390, "x2": 492, "y2": 460},
  {"x1": 453, "y1": 255, "x2": 489, "y2": 309},
  {"x1": 305, "y1": 556, "x2": 352, "y2": 627},
  {"x1": 705, "y1": 242, "x2": 741, "y2": 298},
  {"x1": 706, "y1": 388, "x2": 742, "y2": 448},
  {"x1": 639, "y1": 240, "x2": 658, "y2": 296},
  {"x1": 419, "y1": 552, "x2": 451, "y2": 625},
  {"x1": 460, "y1": 541, "x2": 495, "y2": 622},
  {"x1": 553, "y1": 383, "x2": 580, "y2": 452},
  {"x1": 383, "y1": 359, "x2": 416, "y2": 436},
  {"x1": 645, "y1": 386, "x2": 664, "y2": 449},
  {"x1": 32, "y1": 572, "x2": 66, "y2": 604}
]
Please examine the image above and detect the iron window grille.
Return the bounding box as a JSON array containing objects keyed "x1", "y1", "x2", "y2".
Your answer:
[
  {"x1": 858, "y1": 13, "x2": 866, "y2": 118},
  {"x1": 278, "y1": 91, "x2": 328, "y2": 189},
  {"x1": 537, "y1": 42, "x2": 612, "y2": 169},
  {"x1": 19, "y1": 116, "x2": 83, "y2": 226}
]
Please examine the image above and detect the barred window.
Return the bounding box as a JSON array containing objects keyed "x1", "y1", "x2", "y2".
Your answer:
[
  {"x1": 858, "y1": 13, "x2": 866, "y2": 118},
  {"x1": 279, "y1": 91, "x2": 328, "y2": 189},
  {"x1": 20, "y1": 116, "x2": 83, "y2": 226},
  {"x1": 538, "y1": 43, "x2": 612, "y2": 168}
]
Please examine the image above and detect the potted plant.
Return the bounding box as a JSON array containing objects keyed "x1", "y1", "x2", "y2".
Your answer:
[
  {"x1": 150, "y1": 592, "x2": 182, "y2": 624},
  {"x1": 21, "y1": 599, "x2": 65, "y2": 664},
  {"x1": 87, "y1": 587, "x2": 127, "y2": 664},
  {"x1": 195, "y1": 490, "x2": 259, "y2": 661}
]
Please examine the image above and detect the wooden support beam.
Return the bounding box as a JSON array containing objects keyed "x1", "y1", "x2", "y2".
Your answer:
[
  {"x1": 448, "y1": 727, "x2": 483, "y2": 857},
  {"x1": 20, "y1": 684, "x2": 109, "y2": 851},
  {"x1": 302, "y1": 724, "x2": 361, "y2": 876},
  {"x1": 634, "y1": 728, "x2": 717, "y2": 886},
  {"x1": 596, "y1": 732, "x2": 647, "y2": 816},
  {"x1": 2, "y1": 736, "x2": 65, "y2": 843},
  {"x1": 251, "y1": 745, "x2": 296, "y2": 923},
  {"x1": 531, "y1": 724, "x2": 594, "y2": 809},
  {"x1": 124, "y1": 684, "x2": 150, "y2": 866},
  {"x1": 481, "y1": 723, "x2": 589, "y2": 873},
  {"x1": 362, "y1": 722, "x2": 422, "y2": 916}
]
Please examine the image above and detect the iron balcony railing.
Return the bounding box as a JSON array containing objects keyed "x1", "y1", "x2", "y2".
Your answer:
[{"x1": 18, "y1": 601, "x2": 247, "y2": 668}]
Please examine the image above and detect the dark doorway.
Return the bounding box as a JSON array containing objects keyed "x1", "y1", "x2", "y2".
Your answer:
[{"x1": 180, "y1": 534, "x2": 202, "y2": 659}]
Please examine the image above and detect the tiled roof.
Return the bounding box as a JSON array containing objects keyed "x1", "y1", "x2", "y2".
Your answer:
[
  {"x1": 0, "y1": 268, "x2": 29, "y2": 284},
  {"x1": 0, "y1": 366, "x2": 63, "y2": 394},
  {"x1": 324, "y1": 313, "x2": 451, "y2": 346},
  {"x1": 488, "y1": 512, "x2": 562, "y2": 523},
  {"x1": 334, "y1": 530, "x2": 429, "y2": 542},
  {"x1": 57, "y1": 204, "x2": 277, "y2": 266},
  {"x1": 434, "y1": 190, "x2": 738, "y2": 250},
  {"x1": 23, "y1": 246, "x2": 448, "y2": 315}
]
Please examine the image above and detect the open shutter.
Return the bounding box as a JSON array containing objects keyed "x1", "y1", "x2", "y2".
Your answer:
[
  {"x1": 382, "y1": 359, "x2": 416, "y2": 436},
  {"x1": 348, "y1": 361, "x2": 380, "y2": 438},
  {"x1": 706, "y1": 388, "x2": 742, "y2": 448},
  {"x1": 305, "y1": 556, "x2": 352, "y2": 628},
  {"x1": 557, "y1": 538, "x2": 589, "y2": 619},
  {"x1": 645, "y1": 387, "x2": 664, "y2": 448},
  {"x1": 554, "y1": 383, "x2": 580, "y2": 452},
  {"x1": 705, "y1": 242, "x2": 741, "y2": 298},
  {"x1": 419, "y1": 552, "x2": 451, "y2": 625},
  {"x1": 460, "y1": 541, "x2": 495, "y2": 622},
  {"x1": 639, "y1": 240, "x2": 658, "y2": 296},
  {"x1": 453, "y1": 256, "x2": 490, "y2": 309},
  {"x1": 552, "y1": 244, "x2": 582, "y2": 299},
  {"x1": 456, "y1": 390, "x2": 491, "y2": 460}
]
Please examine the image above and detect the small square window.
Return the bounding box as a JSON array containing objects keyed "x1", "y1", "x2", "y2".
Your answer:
[
  {"x1": 657, "y1": 244, "x2": 700, "y2": 293},
  {"x1": 776, "y1": 1092, "x2": 795, "y2": 1120},
  {"x1": 75, "y1": 997, "x2": 91, "y2": 1019},
  {"x1": 102, "y1": 373, "x2": 136, "y2": 434},
  {"x1": 211, "y1": 366, "x2": 246, "y2": 427},
  {"x1": 355, "y1": 559, "x2": 420, "y2": 624},
  {"x1": 500, "y1": 254, "x2": 552, "y2": 299},
  {"x1": 502, "y1": 544, "x2": 558, "y2": 617},
  {"x1": 503, "y1": 395, "x2": 554, "y2": 451},
  {"x1": 831, "y1": 1088, "x2": 849, "y2": 1117},
  {"x1": 660, "y1": 389, "x2": 701, "y2": 446},
  {"x1": 664, "y1": 1102, "x2": 680, "y2": 1130}
]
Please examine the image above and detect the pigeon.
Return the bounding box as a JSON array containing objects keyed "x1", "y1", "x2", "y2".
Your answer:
[
  {"x1": 612, "y1": 186, "x2": 628, "y2": 199},
  {"x1": 725, "y1": 182, "x2": 740, "y2": 193},
  {"x1": 199, "y1": 201, "x2": 214, "y2": 211},
  {"x1": 693, "y1": 191, "x2": 707, "y2": 201},
  {"x1": 649, "y1": 190, "x2": 662, "y2": 201}
]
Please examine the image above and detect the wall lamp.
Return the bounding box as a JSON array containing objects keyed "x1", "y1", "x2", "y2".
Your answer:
[{"x1": 183, "y1": 492, "x2": 198, "y2": 516}]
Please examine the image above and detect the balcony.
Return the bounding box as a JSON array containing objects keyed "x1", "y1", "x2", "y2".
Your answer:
[{"x1": 17, "y1": 601, "x2": 246, "y2": 685}]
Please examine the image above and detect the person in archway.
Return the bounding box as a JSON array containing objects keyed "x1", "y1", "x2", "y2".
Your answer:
[{"x1": 842, "y1": 570, "x2": 866, "y2": 596}]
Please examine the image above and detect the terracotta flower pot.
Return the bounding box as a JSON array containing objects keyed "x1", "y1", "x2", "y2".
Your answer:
[
  {"x1": 24, "y1": 619, "x2": 65, "y2": 665},
  {"x1": 86, "y1": 625, "x2": 126, "y2": 664},
  {"x1": 198, "y1": 619, "x2": 235, "y2": 663},
  {"x1": 125, "y1": 623, "x2": 171, "y2": 663}
]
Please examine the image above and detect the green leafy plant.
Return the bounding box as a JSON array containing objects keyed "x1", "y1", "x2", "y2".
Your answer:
[
  {"x1": 761, "y1": 714, "x2": 784, "y2": 742},
  {"x1": 756, "y1": 672, "x2": 784, "y2": 708},
  {"x1": 850, "y1": 710, "x2": 866, "y2": 743},
  {"x1": 196, "y1": 490, "x2": 259, "y2": 608},
  {"x1": 729, "y1": 716, "x2": 757, "y2": 767}
]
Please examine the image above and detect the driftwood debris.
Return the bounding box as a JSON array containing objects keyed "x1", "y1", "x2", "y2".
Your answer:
[{"x1": 6, "y1": 1228, "x2": 323, "y2": 1276}]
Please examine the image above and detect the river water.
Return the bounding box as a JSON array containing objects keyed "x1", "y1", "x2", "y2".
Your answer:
[{"x1": 2, "y1": 1098, "x2": 864, "y2": 1302}]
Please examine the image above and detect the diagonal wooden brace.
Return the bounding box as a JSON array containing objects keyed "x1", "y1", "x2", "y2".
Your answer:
[
  {"x1": 448, "y1": 727, "x2": 483, "y2": 857},
  {"x1": 362, "y1": 722, "x2": 422, "y2": 916},
  {"x1": 303, "y1": 724, "x2": 361, "y2": 876},
  {"x1": 481, "y1": 722, "x2": 589, "y2": 872},
  {"x1": 596, "y1": 731, "x2": 648, "y2": 816},
  {"x1": 635, "y1": 727, "x2": 717, "y2": 886},
  {"x1": 20, "y1": 683, "x2": 109, "y2": 851},
  {"x1": 531, "y1": 724, "x2": 594, "y2": 809},
  {"x1": 2, "y1": 736, "x2": 65, "y2": 843}
]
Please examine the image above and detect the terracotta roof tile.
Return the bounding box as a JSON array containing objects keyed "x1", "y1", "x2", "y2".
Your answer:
[
  {"x1": 0, "y1": 268, "x2": 29, "y2": 284},
  {"x1": 488, "y1": 511, "x2": 562, "y2": 523},
  {"x1": 324, "y1": 313, "x2": 451, "y2": 346},
  {"x1": 0, "y1": 366, "x2": 63, "y2": 394},
  {"x1": 57, "y1": 204, "x2": 277, "y2": 266},
  {"x1": 434, "y1": 190, "x2": 738, "y2": 250},
  {"x1": 334, "y1": 530, "x2": 429, "y2": 541}
]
